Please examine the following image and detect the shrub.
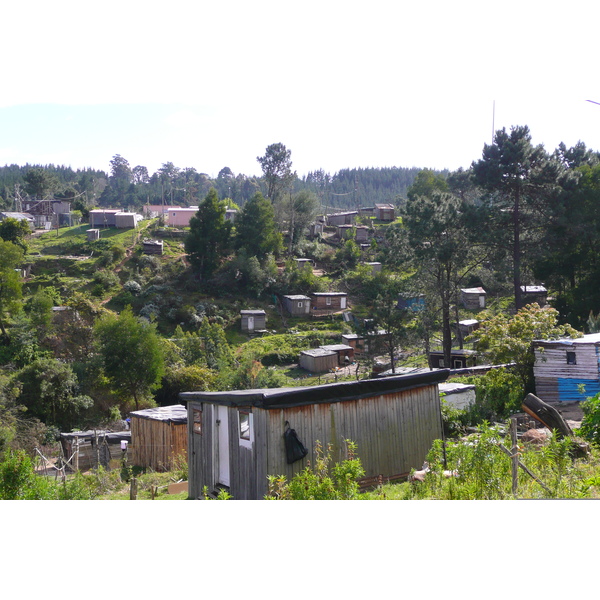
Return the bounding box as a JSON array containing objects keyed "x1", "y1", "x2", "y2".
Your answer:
[
  {"x1": 265, "y1": 440, "x2": 365, "y2": 500},
  {"x1": 579, "y1": 392, "x2": 600, "y2": 446}
]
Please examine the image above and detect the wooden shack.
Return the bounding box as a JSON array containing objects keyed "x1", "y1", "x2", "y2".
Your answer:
[
  {"x1": 375, "y1": 203, "x2": 395, "y2": 221},
  {"x1": 337, "y1": 224, "x2": 355, "y2": 240},
  {"x1": 311, "y1": 292, "x2": 348, "y2": 313},
  {"x1": 299, "y1": 348, "x2": 338, "y2": 373},
  {"x1": 428, "y1": 349, "x2": 478, "y2": 369},
  {"x1": 294, "y1": 258, "x2": 315, "y2": 269},
  {"x1": 439, "y1": 382, "x2": 476, "y2": 410},
  {"x1": 319, "y1": 344, "x2": 355, "y2": 365},
  {"x1": 308, "y1": 222, "x2": 324, "y2": 238},
  {"x1": 355, "y1": 226, "x2": 369, "y2": 243},
  {"x1": 533, "y1": 333, "x2": 600, "y2": 403},
  {"x1": 130, "y1": 405, "x2": 188, "y2": 471},
  {"x1": 240, "y1": 309, "x2": 266, "y2": 332},
  {"x1": 521, "y1": 285, "x2": 548, "y2": 306},
  {"x1": 59, "y1": 430, "x2": 131, "y2": 472},
  {"x1": 327, "y1": 211, "x2": 358, "y2": 226},
  {"x1": 142, "y1": 239, "x2": 164, "y2": 255},
  {"x1": 181, "y1": 370, "x2": 449, "y2": 500},
  {"x1": 282, "y1": 294, "x2": 311, "y2": 316},
  {"x1": 460, "y1": 287, "x2": 486, "y2": 309},
  {"x1": 87, "y1": 228, "x2": 100, "y2": 241},
  {"x1": 342, "y1": 333, "x2": 366, "y2": 355}
]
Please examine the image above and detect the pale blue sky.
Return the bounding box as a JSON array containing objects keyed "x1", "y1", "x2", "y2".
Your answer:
[{"x1": 2, "y1": 1, "x2": 599, "y2": 178}]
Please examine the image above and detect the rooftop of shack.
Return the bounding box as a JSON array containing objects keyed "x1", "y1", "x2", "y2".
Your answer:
[
  {"x1": 180, "y1": 370, "x2": 449, "y2": 409},
  {"x1": 534, "y1": 333, "x2": 600, "y2": 346},
  {"x1": 130, "y1": 404, "x2": 187, "y2": 423}
]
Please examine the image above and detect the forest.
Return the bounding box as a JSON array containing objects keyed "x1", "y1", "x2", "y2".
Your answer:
[{"x1": 3, "y1": 129, "x2": 600, "y2": 499}]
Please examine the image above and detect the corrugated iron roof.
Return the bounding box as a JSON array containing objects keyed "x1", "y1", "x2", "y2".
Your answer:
[
  {"x1": 180, "y1": 370, "x2": 449, "y2": 409},
  {"x1": 130, "y1": 404, "x2": 187, "y2": 423}
]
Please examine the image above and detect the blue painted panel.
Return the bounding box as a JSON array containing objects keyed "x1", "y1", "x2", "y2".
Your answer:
[{"x1": 557, "y1": 378, "x2": 600, "y2": 402}]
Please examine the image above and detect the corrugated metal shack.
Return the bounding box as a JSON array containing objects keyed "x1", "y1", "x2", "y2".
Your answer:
[
  {"x1": 299, "y1": 348, "x2": 338, "y2": 372},
  {"x1": 59, "y1": 430, "x2": 131, "y2": 471},
  {"x1": 240, "y1": 310, "x2": 267, "y2": 332},
  {"x1": 181, "y1": 370, "x2": 449, "y2": 500},
  {"x1": 282, "y1": 294, "x2": 311, "y2": 316},
  {"x1": 460, "y1": 287, "x2": 486, "y2": 310},
  {"x1": 533, "y1": 333, "x2": 600, "y2": 403},
  {"x1": 130, "y1": 405, "x2": 188, "y2": 471}
]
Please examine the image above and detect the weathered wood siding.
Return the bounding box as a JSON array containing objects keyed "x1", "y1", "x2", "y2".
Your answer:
[
  {"x1": 259, "y1": 386, "x2": 442, "y2": 499},
  {"x1": 534, "y1": 343, "x2": 600, "y2": 403},
  {"x1": 130, "y1": 418, "x2": 187, "y2": 472},
  {"x1": 188, "y1": 384, "x2": 443, "y2": 500},
  {"x1": 188, "y1": 402, "x2": 216, "y2": 499}
]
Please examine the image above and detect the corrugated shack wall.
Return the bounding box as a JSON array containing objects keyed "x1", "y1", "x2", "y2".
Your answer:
[
  {"x1": 534, "y1": 342, "x2": 600, "y2": 403},
  {"x1": 262, "y1": 386, "x2": 442, "y2": 495},
  {"x1": 190, "y1": 384, "x2": 442, "y2": 500},
  {"x1": 130, "y1": 416, "x2": 187, "y2": 471}
]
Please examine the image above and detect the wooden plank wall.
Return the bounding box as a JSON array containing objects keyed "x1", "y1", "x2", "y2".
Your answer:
[
  {"x1": 188, "y1": 402, "x2": 216, "y2": 499},
  {"x1": 130, "y1": 417, "x2": 187, "y2": 472},
  {"x1": 260, "y1": 386, "x2": 442, "y2": 498},
  {"x1": 534, "y1": 344, "x2": 600, "y2": 403}
]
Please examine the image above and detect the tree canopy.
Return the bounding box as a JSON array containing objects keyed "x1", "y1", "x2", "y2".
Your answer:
[
  {"x1": 184, "y1": 188, "x2": 232, "y2": 278},
  {"x1": 94, "y1": 306, "x2": 165, "y2": 410}
]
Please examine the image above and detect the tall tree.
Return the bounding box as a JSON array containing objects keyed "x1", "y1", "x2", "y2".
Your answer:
[
  {"x1": 387, "y1": 173, "x2": 487, "y2": 368},
  {"x1": 471, "y1": 126, "x2": 562, "y2": 310},
  {"x1": 235, "y1": 192, "x2": 282, "y2": 260},
  {"x1": 22, "y1": 168, "x2": 58, "y2": 198},
  {"x1": 94, "y1": 306, "x2": 165, "y2": 410},
  {"x1": 184, "y1": 188, "x2": 232, "y2": 278},
  {"x1": 257, "y1": 143, "x2": 296, "y2": 202}
]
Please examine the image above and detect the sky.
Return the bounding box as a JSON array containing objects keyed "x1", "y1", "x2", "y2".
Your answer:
[{"x1": 2, "y1": 1, "x2": 600, "y2": 180}]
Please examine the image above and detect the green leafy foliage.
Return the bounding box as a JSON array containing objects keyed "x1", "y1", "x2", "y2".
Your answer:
[
  {"x1": 185, "y1": 188, "x2": 232, "y2": 278},
  {"x1": 94, "y1": 305, "x2": 165, "y2": 409},
  {"x1": 471, "y1": 303, "x2": 582, "y2": 393},
  {"x1": 579, "y1": 392, "x2": 600, "y2": 446},
  {"x1": 265, "y1": 440, "x2": 365, "y2": 500}
]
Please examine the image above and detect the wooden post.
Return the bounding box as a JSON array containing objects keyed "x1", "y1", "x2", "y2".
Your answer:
[
  {"x1": 511, "y1": 418, "x2": 518, "y2": 496},
  {"x1": 74, "y1": 437, "x2": 79, "y2": 472},
  {"x1": 130, "y1": 477, "x2": 138, "y2": 500}
]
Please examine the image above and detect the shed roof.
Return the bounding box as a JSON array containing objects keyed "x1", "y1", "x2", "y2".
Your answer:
[
  {"x1": 283, "y1": 294, "x2": 311, "y2": 300},
  {"x1": 240, "y1": 310, "x2": 266, "y2": 315},
  {"x1": 320, "y1": 344, "x2": 354, "y2": 352},
  {"x1": 301, "y1": 348, "x2": 337, "y2": 358},
  {"x1": 461, "y1": 287, "x2": 486, "y2": 294},
  {"x1": 180, "y1": 370, "x2": 449, "y2": 409},
  {"x1": 521, "y1": 285, "x2": 547, "y2": 293},
  {"x1": 130, "y1": 404, "x2": 187, "y2": 423},
  {"x1": 439, "y1": 382, "x2": 476, "y2": 395},
  {"x1": 311, "y1": 292, "x2": 347, "y2": 297},
  {"x1": 534, "y1": 333, "x2": 600, "y2": 346}
]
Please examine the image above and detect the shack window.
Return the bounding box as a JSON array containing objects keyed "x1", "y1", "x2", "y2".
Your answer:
[
  {"x1": 326, "y1": 296, "x2": 332, "y2": 306},
  {"x1": 239, "y1": 411, "x2": 251, "y2": 440},
  {"x1": 453, "y1": 359, "x2": 463, "y2": 369},
  {"x1": 567, "y1": 351, "x2": 577, "y2": 365},
  {"x1": 193, "y1": 409, "x2": 202, "y2": 435},
  {"x1": 298, "y1": 301, "x2": 303, "y2": 308}
]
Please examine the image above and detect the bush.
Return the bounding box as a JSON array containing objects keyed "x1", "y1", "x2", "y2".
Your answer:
[
  {"x1": 579, "y1": 392, "x2": 600, "y2": 446},
  {"x1": 266, "y1": 440, "x2": 365, "y2": 500}
]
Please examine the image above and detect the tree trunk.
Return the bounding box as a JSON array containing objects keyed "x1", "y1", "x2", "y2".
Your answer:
[{"x1": 513, "y1": 185, "x2": 522, "y2": 310}]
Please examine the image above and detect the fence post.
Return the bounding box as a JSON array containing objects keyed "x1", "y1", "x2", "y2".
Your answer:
[
  {"x1": 130, "y1": 477, "x2": 138, "y2": 500},
  {"x1": 510, "y1": 418, "x2": 518, "y2": 496}
]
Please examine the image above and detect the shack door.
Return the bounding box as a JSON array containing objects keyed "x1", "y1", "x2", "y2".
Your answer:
[
  {"x1": 341, "y1": 296, "x2": 347, "y2": 309},
  {"x1": 247, "y1": 316, "x2": 254, "y2": 331},
  {"x1": 217, "y1": 405, "x2": 230, "y2": 487}
]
